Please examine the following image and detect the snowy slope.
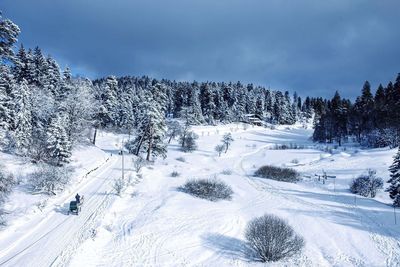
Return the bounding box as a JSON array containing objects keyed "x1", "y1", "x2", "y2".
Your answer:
[
  {"x1": 0, "y1": 132, "x2": 134, "y2": 266},
  {"x1": 64, "y1": 124, "x2": 400, "y2": 267}
]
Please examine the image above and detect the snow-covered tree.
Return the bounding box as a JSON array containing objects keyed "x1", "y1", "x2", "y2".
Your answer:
[
  {"x1": 0, "y1": 14, "x2": 20, "y2": 63},
  {"x1": 387, "y1": 148, "x2": 400, "y2": 207},
  {"x1": 98, "y1": 76, "x2": 118, "y2": 128},
  {"x1": 180, "y1": 131, "x2": 198, "y2": 152},
  {"x1": 0, "y1": 65, "x2": 13, "y2": 130},
  {"x1": 222, "y1": 133, "x2": 234, "y2": 153},
  {"x1": 62, "y1": 79, "x2": 94, "y2": 144},
  {"x1": 46, "y1": 115, "x2": 72, "y2": 166},
  {"x1": 10, "y1": 79, "x2": 32, "y2": 154},
  {"x1": 200, "y1": 83, "x2": 216, "y2": 124},
  {"x1": 45, "y1": 56, "x2": 61, "y2": 95},
  {"x1": 215, "y1": 144, "x2": 224, "y2": 157},
  {"x1": 166, "y1": 120, "x2": 182, "y2": 144},
  {"x1": 125, "y1": 90, "x2": 167, "y2": 161}
]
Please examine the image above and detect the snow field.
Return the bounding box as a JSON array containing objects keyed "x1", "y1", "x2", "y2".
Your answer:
[{"x1": 70, "y1": 124, "x2": 400, "y2": 266}]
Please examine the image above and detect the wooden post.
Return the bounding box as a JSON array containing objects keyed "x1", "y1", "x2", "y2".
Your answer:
[
  {"x1": 92, "y1": 127, "x2": 97, "y2": 145},
  {"x1": 394, "y1": 207, "x2": 397, "y2": 225}
]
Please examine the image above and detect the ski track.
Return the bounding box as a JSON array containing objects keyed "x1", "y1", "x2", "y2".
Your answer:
[
  {"x1": 237, "y1": 144, "x2": 400, "y2": 267},
  {"x1": 5, "y1": 126, "x2": 399, "y2": 266},
  {"x1": 0, "y1": 155, "x2": 124, "y2": 267}
]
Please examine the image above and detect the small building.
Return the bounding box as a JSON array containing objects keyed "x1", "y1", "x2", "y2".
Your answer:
[{"x1": 243, "y1": 114, "x2": 265, "y2": 126}]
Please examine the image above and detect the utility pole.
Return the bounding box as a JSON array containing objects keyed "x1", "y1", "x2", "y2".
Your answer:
[{"x1": 394, "y1": 207, "x2": 397, "y2": 225}]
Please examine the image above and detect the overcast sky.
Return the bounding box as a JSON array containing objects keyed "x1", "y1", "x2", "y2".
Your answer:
[{"x1": 2, "y1": 0, "x2": 399, "y2": 98}]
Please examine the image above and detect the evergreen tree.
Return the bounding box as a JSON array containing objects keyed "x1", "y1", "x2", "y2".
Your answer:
[
  {"x1": 126, "y1": 90, "x2": 166, "y2": 161},
  {"x1": 45, "y1": 56, "x2": 61, "y2": 95},
  {"x1": 0, "y1": 14, "x2": 20, "y2": 63},
  {"x1": 32, "y1": 47, "x2": 49, "y2": 88},
  {"x1": 222, "y1": 133, "x2": 234, "y2": 153},
  {"x1": 0, "y1": 65, "x2": 13, "y2": 130},
  {"x1": 10, "y1": 79, "x2": 32, "y2": 154},
  {"x1": 46, "y1": 115, "x2": 72, "y2": 166},
  {"x1": 374, "y1": 84, "x2": 386, "y2": 129},
  {"x1": 180, "y1": 131, "x2": 198, "y2": 152},
  {"x1": 255, "y1": 96, "x2": 264, "y2": 120},
  {"x1": 387, "y1": 148, "x2": 400, "y2": 207},
  {"x1": 98, "y1": 76, "x2": 118, "y2": 127},
  {"x1": 200, "y1": 83, "x2": 216, "y2": 124}
]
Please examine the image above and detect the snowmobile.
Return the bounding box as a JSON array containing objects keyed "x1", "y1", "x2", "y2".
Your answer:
[{"x1": 68, "y1": 195, "x2": 84, "y2": 215}]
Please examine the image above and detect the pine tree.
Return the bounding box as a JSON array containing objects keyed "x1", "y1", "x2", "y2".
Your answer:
[
  {"x1": 387, "y1": 148, "x2": 400, "y2": 207},
  {"x1": 98, "y1": 76, "x2": 118, "y2": 127},
  {"x1": 126, "y1": 90, "x2": 167, "y2": 161},
  {"x1": 0, "y1": 14, "x2": 20, "y2": 63},
  {"x1": 45, "y1": 56, "x2": 61, "y2": 95},
  {"x1": 10, "y1": 79, "x2": 32, "y2": 154},
  {"x1": 222, "y1": 133, "x2": 234, "y2": 153},
  {"x1": 32, "y1": 47, "x2": 49, "y2": 88},
  {"x1": 46, "y1": 115, "x2": 72, "y2": 166},
  {"x1": 255, "y1": 96, "x2": 264, "y2": 120},
  {"x1": 180, "y1": 131, "x2": 198, "y2": 152},
  {"x1": 0, "y1": 65, "x2": 13, "y2": 130},
  {"x1": 200, "y1": 83, "x2": 216, "y2": 124}
]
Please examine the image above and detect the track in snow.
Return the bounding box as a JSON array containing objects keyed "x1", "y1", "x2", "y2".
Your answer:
[{"x1": 0, "y1": 155, "x2": 123, "y2": 267}]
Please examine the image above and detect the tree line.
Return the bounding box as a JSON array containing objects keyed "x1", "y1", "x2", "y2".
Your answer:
[{"x1": 312, "y1": 77, "x2": 400, "y2": 148}]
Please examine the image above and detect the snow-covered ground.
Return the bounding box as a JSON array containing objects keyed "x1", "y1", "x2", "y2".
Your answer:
[
  {"x1": 1, "y1": 124, "x2": 400, "y2": 266},
  {"x1": 0, "y1": 132, "x2": 134, "y2": 266}
]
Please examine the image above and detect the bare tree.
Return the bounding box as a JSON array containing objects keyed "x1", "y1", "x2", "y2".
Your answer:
[
  {"x1": 215, "y1": 144, "x2": 225, "y2": 157},
  {"x1": 245, "y1": 214, "x2": 304, "y2": 262},
  {"x1": 166, "y1": 120, "x2": 182, "y2": 143},
  {"x1": 132, "y1": 156, "x2": 146, "y2": 173},
  {"x1": 222, "y1": 133, "x2": 234, "y2": 153}
]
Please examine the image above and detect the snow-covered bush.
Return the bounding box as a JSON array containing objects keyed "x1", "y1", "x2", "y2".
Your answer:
[
  {"x1": 362, "y1": 128, "x2": 399, "y2": 148},
  {"x1": 179, "y1": 178, "x2": 233, "y2": 201},
  {"x1": 176, "y1": 156, "x2": 186, "y2": 162},
  {"x1": 254, "y1": 165, "x2": 300, "y2": 183},
  {"x1": 29, "y1": 164, "x2": 73, "y2": 194},
  {"x1": 113, "y1": 177, "x2": 125, "y2": 195},
  {"x1": 171, "y1": 170, "x2": 180, "y2": 177},
  {"x1": 0, "y1": 169, "x2": 16, "y2": 225},
  {"x1": 271, "y1": 143, "x2": 305, "y2": 150},
  {"x1": 221, "y1": 169, "x2": 233, "y2": 175},
  {"x1": 132, "y1": 156, "x2": 146, "y2": 173},
  {"x1": 387, "y1": 147, "x2": 400, "y2": 207},
  {"x1": 350, "y1": 169, "x2": 383, "y2": 198},
  {"x1": 222, "y1": 133, "x2": 234, "y2": 153},
  {"x1": 180, "y1": 131, "x2": 198, "y2": 152},
  {"x1": 245, "y1": 214, "x2": 304, "y2": 262},
  {"x1": 215, "y1": 144, "x2": 225, "y2": 157}
]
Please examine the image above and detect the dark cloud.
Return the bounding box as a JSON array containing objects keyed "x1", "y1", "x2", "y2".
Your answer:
[{"x1": 2, "y1": 0, "x2": 399, "y2": 98}]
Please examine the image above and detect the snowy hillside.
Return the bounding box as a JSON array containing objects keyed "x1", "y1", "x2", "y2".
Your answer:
[{"x1": 2, "y1": 123, "x2": 390, "y2": 267}]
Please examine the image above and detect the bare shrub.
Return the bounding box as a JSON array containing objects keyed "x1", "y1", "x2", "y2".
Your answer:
[
  {"x1": 113, "y1": 177, "x2": 125, "y2": 195},
  {"x1": 29, "y1": 164, "x2": 73, "y2": 194},
  {"x1": 350, "y1": 169, "x2": 383, "y2": 198},
  {"x1": 215, "y1": 144, "x2": 225, "y2": 157},
  {"x1": 179, "y1": 178, "x2": 233, "y2": 201},
  {"x1": 176, "y1": 156, "x2": 186, "y2": 162},
  {"x1": 171, "y1": 171, "x2": 180, "y2": 177},
  {"x1": 270, "y1": 143, "x2": 305, "y2": 150},
  {"x1": 180, "y1": 131, "x2": 198, "y2": 152},
  {"x1": 133, "y1": 156, "x2": 146, "y2": 173},
  {"x1": 0, "y1": 169, "x2": 16, "y2": 226},
  {"x1": 245, "y1": 214, "x2": 304, "y2": 262},
  {"x1": 221, "y1": 169, "x2": 233, "y2": 175},
  {"x1": 254, "y1": 165, "x2": 300, "y2": 183}
]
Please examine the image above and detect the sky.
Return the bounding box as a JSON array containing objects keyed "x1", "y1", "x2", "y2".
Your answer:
[{"x1": 1, "y1": 0, "x2": 399, "y2": 99}]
